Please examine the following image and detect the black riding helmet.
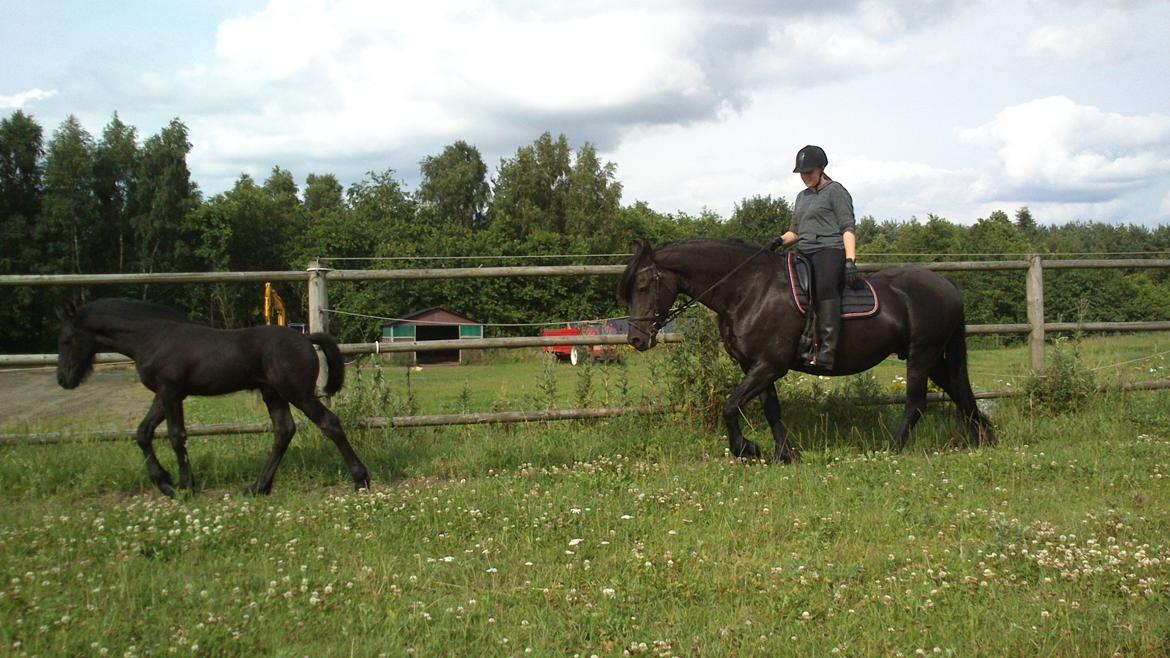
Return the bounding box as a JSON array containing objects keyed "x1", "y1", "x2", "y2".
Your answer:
[{"x1": 793, "y1": 145, "x2": 828, "y2": 173}]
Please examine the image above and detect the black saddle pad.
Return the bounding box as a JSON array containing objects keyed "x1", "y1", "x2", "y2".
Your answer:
[{"x1": 786, "y1": 252, "x2": 879, "y2": 318}]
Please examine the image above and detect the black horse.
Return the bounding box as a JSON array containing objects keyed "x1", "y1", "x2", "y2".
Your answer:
[
  {"x1": 56, "y1": 298, "x2": 370, "y2": 496},
  {"x1": 619, "y1": 239, "x2": 994, "y2": 462}
]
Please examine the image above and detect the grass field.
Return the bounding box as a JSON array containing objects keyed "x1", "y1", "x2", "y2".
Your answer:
[{"x1": 1, "y1": 334, "x2": 1169, "y2": 656}]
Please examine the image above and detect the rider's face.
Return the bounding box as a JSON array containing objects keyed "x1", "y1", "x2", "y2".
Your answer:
[{"x1": 800, "y1": 168, "x2": 823, "y2": 189}]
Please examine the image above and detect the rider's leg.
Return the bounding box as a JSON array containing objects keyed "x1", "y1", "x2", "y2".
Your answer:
[{"x1": 809, "y1": 249, "x2": 845, "y2": 369}]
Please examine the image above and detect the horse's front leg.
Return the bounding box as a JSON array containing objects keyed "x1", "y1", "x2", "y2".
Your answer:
[
  {"x1": 160, "y1": 392, "x2": 195, "y2": 492},
  {"x1": 759, "y1": 383, "x2": 798, "y2": 464},
  {"x1": 723, "y1": 364, "x2": 783, "y2": 461}
]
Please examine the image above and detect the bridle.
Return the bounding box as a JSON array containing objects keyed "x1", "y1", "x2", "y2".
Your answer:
[{"x1": 626, "y1": 243, "x2": 772, "y2": 338}]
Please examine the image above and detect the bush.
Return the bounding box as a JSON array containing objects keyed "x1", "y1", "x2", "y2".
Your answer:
[
  {"x1": 1024, "y1": 338, "x2": 1096, "y2": 415},
  {"x1": 660, "y1": 308, "x2": 742, "y2": 429}
]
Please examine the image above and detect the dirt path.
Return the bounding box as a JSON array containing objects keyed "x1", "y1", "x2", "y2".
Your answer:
[{"x1": 0, "y1": 365, "x2": 156, "y2": 432}]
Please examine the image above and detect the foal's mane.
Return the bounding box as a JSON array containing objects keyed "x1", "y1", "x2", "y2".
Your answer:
[{"x1": 80, "y1": 298, "x2": 191, "y2": 325}]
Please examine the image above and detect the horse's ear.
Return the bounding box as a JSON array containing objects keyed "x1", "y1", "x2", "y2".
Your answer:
[{"x1": 629, "y1": 239, "x2": 654, "y2": 261}]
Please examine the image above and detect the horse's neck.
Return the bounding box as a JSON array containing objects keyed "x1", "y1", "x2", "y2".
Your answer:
[{"x1": 658, "y1": 245, "x2": 763, "y2": 315}]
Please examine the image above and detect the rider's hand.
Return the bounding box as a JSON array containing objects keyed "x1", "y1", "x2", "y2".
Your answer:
[
  {"x1": 768, "y1": 236, "x2": 785, "y2": 251},
  {"x1": 844, "y1": 259, "x2": 861, "y2": 286}
]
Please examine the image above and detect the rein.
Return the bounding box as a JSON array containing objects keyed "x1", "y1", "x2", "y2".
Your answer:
[{"x1": 632, "y1": 243, "x2": 773, "y2": 331}]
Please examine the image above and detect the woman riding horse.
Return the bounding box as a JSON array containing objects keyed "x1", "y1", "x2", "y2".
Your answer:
[{"x1": 769, "y1": 145, "x2": 860, "y2": 369}]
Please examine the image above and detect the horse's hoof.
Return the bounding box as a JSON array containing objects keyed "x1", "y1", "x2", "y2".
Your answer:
[
  {"x1": 774, "y1": 450, "x2": 799, "y2": 465},
  {"x1": 735, "y1": 441, "x2": 762, "y2": 462},
  {"x1": 158, "y1": 482, "x2": 177, "y2": 498}
]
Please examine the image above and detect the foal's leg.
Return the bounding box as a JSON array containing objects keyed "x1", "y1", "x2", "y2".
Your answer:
[
  {"x1": 160, "y1": 392, "x2": 195, "y2": 492},
  {"x1": 723, "y1": 364, "x2": 783, "y2": 461},
  {"x1": 136, "y1": 395, "x2": 176, "y2": 496},
  {"x1": 249, "y1": 388, "x2": 297, "y2": 495},
  {"x1": 759, "y1": 384, "x2": 798, "y2": 464},
  {"x1": 294, "y1": 397, "x2": 371, "y2": 490}
]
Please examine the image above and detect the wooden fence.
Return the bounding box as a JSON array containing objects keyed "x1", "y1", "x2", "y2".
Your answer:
[{"x1": 2, "y1": 257, "x2": 1170, "y2": 444}]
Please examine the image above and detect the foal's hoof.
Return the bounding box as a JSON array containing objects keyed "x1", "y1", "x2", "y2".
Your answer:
[{"x1": 354, "y1": 477, "x2": 372, "y2": 492}]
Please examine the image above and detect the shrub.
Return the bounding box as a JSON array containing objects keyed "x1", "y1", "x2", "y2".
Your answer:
[
  {"x1": 1024, "y1": 338, "x2": 1096, "y2": 415},
  {"x1": 661, "y1": 308, "x2": 743, "y2": 429}
]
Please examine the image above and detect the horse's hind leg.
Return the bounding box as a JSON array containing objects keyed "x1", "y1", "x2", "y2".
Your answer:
[
  {"x1": 160, "y1": 393, "x2": 195, "y2": 492},
  {"x1": 928, "y1": 360, "x2": 996, "y2": 447},
  {"x1": 760, "y1": 384, "x2": 798, "y2": 464},
  {"x1": 136, "y1": 395, "x2": 176, "y2": 496},
  {"x1": 250, "y1": 388, "x2": 296, "y2": 495},
  {"x1": 891, "y1": 352, "x2": 937, "y2": 452},
  {"x1": 294, "y1": 397, "x2": 371, "y2": 490}
]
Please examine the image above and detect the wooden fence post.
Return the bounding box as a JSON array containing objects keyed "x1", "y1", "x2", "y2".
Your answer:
[
  {"x1": 1027, "y1": 254, "x2": 1045, "y2": 372},
  {"x1": 307, "y1": 259, "x2": 332, "y2": 398},
  {"x1": 307, "y1": 259, "x2": 331, "y2": 335}
]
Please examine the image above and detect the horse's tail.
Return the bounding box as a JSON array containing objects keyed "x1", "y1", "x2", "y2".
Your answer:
[
  {"x1": 943, "y1": 282, "x2": 995, "y2": 443},
  {"x1": 309, "y1": 333, "x2": 345, "y2": 396}
]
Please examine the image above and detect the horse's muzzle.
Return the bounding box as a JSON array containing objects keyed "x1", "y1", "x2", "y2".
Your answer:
[{"x1": 627, "y1": 329, "x2": 658, "y2": 352}]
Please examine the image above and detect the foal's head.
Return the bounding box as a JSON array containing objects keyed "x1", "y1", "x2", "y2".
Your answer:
[
  {"x1": 56, "y1": 301, "x2": 97, "y2": 389},
  {"x1": 618, "y1": 240, "x2": 680, "y2": 352}
]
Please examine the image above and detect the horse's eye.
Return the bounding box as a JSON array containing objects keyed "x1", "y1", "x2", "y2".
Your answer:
[{"x1": 637, "y1": 285, "x2": 649, "y2": 293}]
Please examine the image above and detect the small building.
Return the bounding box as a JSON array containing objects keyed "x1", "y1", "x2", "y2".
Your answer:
[{"x1": 381, "y1": 307, "x2": 484, "y2": 364}]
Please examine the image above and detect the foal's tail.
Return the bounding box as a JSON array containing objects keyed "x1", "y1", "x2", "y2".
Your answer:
[{"x1": 309, "y1": 333, "x2": 346, "y2": 396}]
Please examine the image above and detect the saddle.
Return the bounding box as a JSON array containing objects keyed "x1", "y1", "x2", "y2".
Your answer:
[{"x1": 786, "y1": 252, "x2": 879, "y2": 318}]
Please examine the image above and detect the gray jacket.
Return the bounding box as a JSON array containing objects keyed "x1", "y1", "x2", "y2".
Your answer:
[{"x1": 792, "y1": 181, "x2": 855, "y2": 252}]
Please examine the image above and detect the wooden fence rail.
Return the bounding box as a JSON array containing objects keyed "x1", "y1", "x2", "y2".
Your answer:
[{"x1": 3, "y1": 256, "x2": 1170, "y2": 441}]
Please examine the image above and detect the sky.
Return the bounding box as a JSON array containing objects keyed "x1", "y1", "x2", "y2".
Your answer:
[{"x1": 3, "y1": 0, "x2": 1169, "y2": 226}]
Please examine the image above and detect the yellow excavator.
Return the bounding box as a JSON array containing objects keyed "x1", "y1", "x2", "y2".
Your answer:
[{"x1": 263, "y1": 282, "x2": 286, "y2": 326}]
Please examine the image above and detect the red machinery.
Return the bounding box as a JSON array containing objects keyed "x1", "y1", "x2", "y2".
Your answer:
[{"x1": 542, "y1": 322, "x2": 623, "y2": 365}]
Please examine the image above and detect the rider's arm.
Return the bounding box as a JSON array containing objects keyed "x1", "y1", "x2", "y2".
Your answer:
[
  {"x1": 843, "y1": 230, "x2": 856, "y2": 260},
  {"x1": 780, "y1": 231, "x2": 798, "y2": 247}
]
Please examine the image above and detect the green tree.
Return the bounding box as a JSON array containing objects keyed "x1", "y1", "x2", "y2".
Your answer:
[
  {"x1": 93, "y1": 113, "x2": 139, "y2": 272},
  {"x1": 418, "y1": 140, "x2": 491, "y2": 230},
  {"x1": 1015, "y1": 206, "x2": 1037, "y2": 240},
  {"x1": 490, "y1": 132, "x2": 573, "y2": 240},
  {"x1": 722, "y1": 194, "x2": 791, "y2": 245},
  {"x1": 0, "y1": 111, "x2": 46, "y2": 351},
  {"x1": 0, "y1": 111, "x2": 44, "y2": 273},
  {"x1": 131, "y1": 119, "x2": 199, "y2": 278},
  {"x1": 954, "y1": 210, "x2": 1030, "y2": 324},
  {"x1": 304, "y1": 172, "x2": 344, "y2": 215},
  {"x1": 39, "y1": 115, "x2": 99, "y2": 274}
]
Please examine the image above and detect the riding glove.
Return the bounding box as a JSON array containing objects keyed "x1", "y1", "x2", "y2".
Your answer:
[
  {"x1": 768, "y1": 236, "x2": 785, "y2": 251},
  {"x1": 844, "y1": 259, "x2": 861, "y2": 286}
]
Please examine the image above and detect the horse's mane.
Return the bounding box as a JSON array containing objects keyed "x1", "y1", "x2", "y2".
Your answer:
[{"x1": 80, "y1": 298, "x2": 191, "y2": 324}]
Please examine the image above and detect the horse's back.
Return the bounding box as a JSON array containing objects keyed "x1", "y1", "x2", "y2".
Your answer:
[{"x1": 869, "y1": 265, "x2": 965, "y2": 336}]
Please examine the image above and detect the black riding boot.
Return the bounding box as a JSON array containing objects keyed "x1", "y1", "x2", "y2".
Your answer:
[{"x1": 812, "y1": 299, "x2": 841, "y2": 370}]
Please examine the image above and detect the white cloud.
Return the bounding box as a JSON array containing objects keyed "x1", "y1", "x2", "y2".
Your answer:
[
  {"x1": 173, "y1": 0, "x2": 962, "y2": 183},
  {"x1": 0, "y1": 88, "x2": 57, "y2": 110},
  {"x1": 1026, "y1": 11, "x2": 1134, "y2": 63},
  {"x1": 959, "y1": 96, "x2": 1170, "y2": 203}
]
